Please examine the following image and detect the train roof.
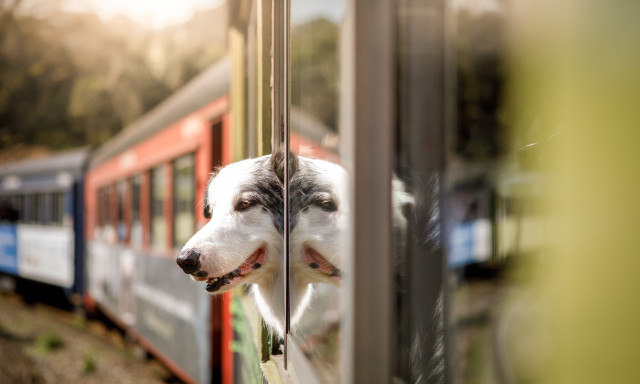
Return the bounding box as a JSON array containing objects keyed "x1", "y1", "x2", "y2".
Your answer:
[
  {"x1": 89, "y1": 56, "x2": 231, "y2": 169},
  {"x1": 0, "y1": 147, "x2": 90, "y2": 178},
  {"x1": 0, "y1": 147, "x2": 90, "y2": 193}
]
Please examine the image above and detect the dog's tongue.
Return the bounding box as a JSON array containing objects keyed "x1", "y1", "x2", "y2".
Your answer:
[{"x1": 204, "y1": 248, "x2": 265, "y2": 293}]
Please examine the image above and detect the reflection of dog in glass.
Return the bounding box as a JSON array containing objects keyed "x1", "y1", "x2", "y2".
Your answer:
[{"x1": 176, "y1": 150, "x2": 347, "y2": 336}]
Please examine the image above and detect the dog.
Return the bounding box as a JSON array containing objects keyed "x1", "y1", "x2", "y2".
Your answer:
[{"x1": 176, "y1": 150, "x2": 347, "y2": 336}]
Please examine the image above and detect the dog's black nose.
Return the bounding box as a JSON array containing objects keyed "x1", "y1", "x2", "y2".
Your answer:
[{"x1": 177, "y1": 248, "x2": 201, "y2": 274}]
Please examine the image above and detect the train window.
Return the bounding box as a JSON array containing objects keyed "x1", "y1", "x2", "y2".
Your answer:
[
  {"x1": 50, "y1": 192, "x2": 63, "y2": 226},
  {"x1": 117, "y1": 180, "x2": 128, "y2": 243},
  {"x1": 130, "y1": 175, "x2": 142, "y2": 248},
  {"x1": 22, "y1": 195, "x2": 30, "y2": 223},
  {"x1": 97, "y1": 186, "x2": 114, "y2": 241},
  {"x1": 11, "y1": 195, "x2": 22, "y2": 223},
  {"x1": 33, "y1": 193, "x2": 44, "y2": 224},
  {"x1": 150, "y1": 165, "x2": 167, "y2": 250},
  {"x1": 0, "y1": 196, "x2": 19, "y2": 223},
  {"x1": 172, "y1": 154, "x2": 195, "y2": 248},
  {"x1": 97, "y1": 188, "x2": 106, "y2": 228}
]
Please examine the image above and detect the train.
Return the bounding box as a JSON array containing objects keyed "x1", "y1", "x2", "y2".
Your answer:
[{"x1": 0, "y1": 147, "x2": 88, "y2": 301}]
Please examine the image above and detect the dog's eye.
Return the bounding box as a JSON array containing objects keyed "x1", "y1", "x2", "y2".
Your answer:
[
  {"x1": 318, "y1": 200, "x2": 337, "y2": 212},
  {"x1": 235, "y1": 199, "x2": 256, "y2": 211}
]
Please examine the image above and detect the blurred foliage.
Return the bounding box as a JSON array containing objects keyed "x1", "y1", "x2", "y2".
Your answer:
[
  {"x1": 0, "y1": 0, "x2": 226, "y2": 153},
  {"x1": 31, "y1": 330, "x2": 64, "y2": 354},
  {"x1": 509, "y1": 0, "x2": 640, "y2": 382},
  {"x1": 291, "y1": 18, "x2": 339, "y2": 131},
  {"x1": 81, "y1": 350, "x2": 97, "y2": 375}
]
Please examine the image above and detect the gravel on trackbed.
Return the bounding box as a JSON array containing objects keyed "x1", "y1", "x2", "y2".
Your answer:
[{"x1": 0, "y1": 292, "x2": 177, "y2": 384}]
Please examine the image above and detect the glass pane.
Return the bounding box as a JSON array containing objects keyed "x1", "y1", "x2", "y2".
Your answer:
[
  {"x1": 289, "y1": 0, "x2": 345, "y2": 381},
  {"x1": 34, "y1": 193, "x2": 44, "y2": 224},
  {"x1": 117, "y1": 180, "x2": 127, "y2": 242},
  {"x1": 50, "y1": 192, "x2": 63, "y2": 225},
  {"x1": 150, "y1": 166, "x2": 166, "y2": 250},
  {"x1": 130, "y1": 175, "x2": 142, "y2": 247},
  {"x1": 173, "y1": 154, "x2": 195, "y2": 247},
  {"x1": 392, "y1": 1, "x2": 447, "y2": 382}
]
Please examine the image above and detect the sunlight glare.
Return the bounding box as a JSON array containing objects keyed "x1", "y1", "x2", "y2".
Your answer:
[{"x1": 66, "y1": 0, "x2": 222, "y2": 28}]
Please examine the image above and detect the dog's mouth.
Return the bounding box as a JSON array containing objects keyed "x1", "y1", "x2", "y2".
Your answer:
[
  {"x1": 194, "y1": 246, "x2": 266, "y2": 293},
  {"x1": 304, "y1": 246, "x2": 341, "y2": 283}
]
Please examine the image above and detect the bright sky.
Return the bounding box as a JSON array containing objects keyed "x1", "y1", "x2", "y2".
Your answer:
[{"x1": 63, "y1": 0, "x2": 223, "y2": 29}]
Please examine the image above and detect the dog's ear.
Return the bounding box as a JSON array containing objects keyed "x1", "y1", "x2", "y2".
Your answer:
[
  {"x1": 203, "y1": 181, "x2": 212, "y2": 219},
  {"x1": 270, "y1": 147, "x2": 298, "y2": 184},
  {"x1": 203, "y1": 170, "x2": 219, "y2": 219}
]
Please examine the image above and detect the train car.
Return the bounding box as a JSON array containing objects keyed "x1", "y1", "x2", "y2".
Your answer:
[
  {"x1": 84, "y1": 57, "x2": 232, "y2": 384},
  {"x1": 0, "y1": 148, "x2": 89, "y2": 302}
]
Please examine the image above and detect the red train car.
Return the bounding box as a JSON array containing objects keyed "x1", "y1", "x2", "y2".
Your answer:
[{"x1": 84, "y1": 57, "x2": 233, "y2": 384}]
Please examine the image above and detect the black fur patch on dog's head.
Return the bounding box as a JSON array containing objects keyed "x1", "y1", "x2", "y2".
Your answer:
[
  {"x1": 202, "y1": 150, "x2": 303, "y2": 232},
  {"x1": 289, "y1": 165, "x2": 335, "y2": 229},
  {"x1": 247, "y1": 157, "x2": 287, "y2": 233},
  {"x1": 270, "y1": 147, "x2": 298, "y2": 184},
  {"x1": 202, "y1": 169, "x2": 221, "y2": 219}
]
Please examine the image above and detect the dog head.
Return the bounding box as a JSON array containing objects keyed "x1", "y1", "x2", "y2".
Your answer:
[
  {"x1": 176, "y1": 154, "x2": 284, "y2": 294},
  {"x1": 176, "y1": 150, "x2": 348, "y2": 335}
]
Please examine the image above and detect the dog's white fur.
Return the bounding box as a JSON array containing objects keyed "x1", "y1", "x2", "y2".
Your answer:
[{"x1": 179, "y1": 154, "x2": 347, "y2": 336}]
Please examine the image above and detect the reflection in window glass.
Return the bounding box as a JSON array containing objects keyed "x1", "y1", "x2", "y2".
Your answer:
[
  {"x1": 130, "y1": 175, "x2": 142, "y2": 247},
  {"x1": 445, "y1": 2, "x2": 549, "y2": 383},
  {"x1": 173, "y1": 154, "x2": 195, "y2": 248},
  {"x1": 0, "y1": 195, "x2": 20, "y2": 223},
  {"x1": 290, "y1": 1, "x2": 344, "y2": 382},
  {"x1": 150, "y1": 166, "x2": 166, "y2": 250},
  {"x1": 392, "y1": 1, "x2": 447, "y2": 382}
]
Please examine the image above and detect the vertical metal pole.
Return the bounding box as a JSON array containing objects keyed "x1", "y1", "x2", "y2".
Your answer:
[
  {"x1": 272, "y1": 0, "x2": 290, "y2": 368},
  {"x1": 283, "y1": 0, "x2": 291, "y2": 369},
  {"x1": 342, "y1": 0, "x2": 395, "y2": 382}
]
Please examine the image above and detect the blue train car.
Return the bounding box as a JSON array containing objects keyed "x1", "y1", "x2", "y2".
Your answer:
[{"x1": 0, "y1": 148, "x2": 89, "y2": 301}]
